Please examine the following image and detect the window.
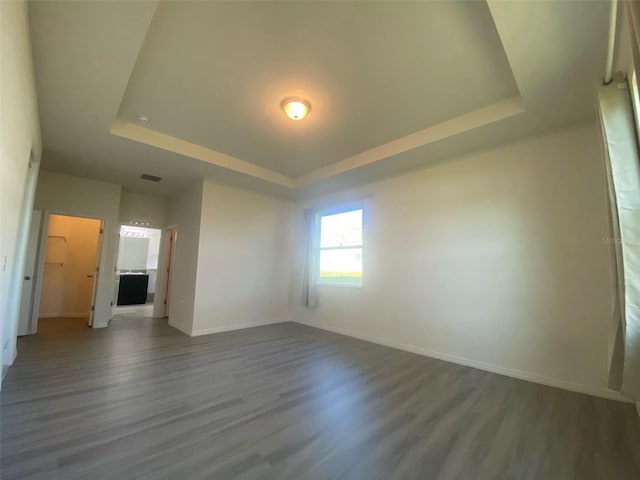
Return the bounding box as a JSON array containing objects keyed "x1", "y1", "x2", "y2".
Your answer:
[
  {"x1": 631, "y1": 70, "x2": 640, "y2": 141},
  {"x1": 318, "y1": 208, "x2": 363, "y2": 286}
]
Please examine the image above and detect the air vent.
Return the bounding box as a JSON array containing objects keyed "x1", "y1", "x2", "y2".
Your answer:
[{"x1": 140, "y1": 173, "x2": 162, "y2": 182}]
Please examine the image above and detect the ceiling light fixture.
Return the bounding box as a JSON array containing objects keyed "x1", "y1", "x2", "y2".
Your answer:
[
  {"x1": 122, "y1": 231, "x2": 146, "y2": 237},
  {"x1": 281, "y1": 97, "x2": 311, "y2": 120}
]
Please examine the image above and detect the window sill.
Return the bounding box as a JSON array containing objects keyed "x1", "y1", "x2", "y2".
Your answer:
[{"x1": 317, "y1": 282, "x2": 363, "y2": 289}]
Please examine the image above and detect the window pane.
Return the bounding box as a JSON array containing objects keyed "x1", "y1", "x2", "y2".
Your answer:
[
  {"x1": 319, "y1": 248, "x2": 362, "y2": 285},
  {"x1": 320, "y1": 209, "x2": 362, "y2": 248},
  {"x1": 631, "y1": 70, "x2": 640, "y2": 141}
]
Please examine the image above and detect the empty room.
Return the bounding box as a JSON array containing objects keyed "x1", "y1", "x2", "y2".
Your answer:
[{"x1": 2, "y1": 0, "x2": 640, "y2": 479}]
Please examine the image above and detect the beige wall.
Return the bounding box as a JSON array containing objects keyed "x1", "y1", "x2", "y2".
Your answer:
[
  {"x1": 165, "y1": 179, "x2": 293, "y2": 335},
  {"x1": 191, "y1": 180, "x2": 293, "y2": 335},
  {"x1": 1, "y1": 0, "x2": 42, "y2": 367},
  {"x1": 118, "y1": 191, "x2": 167, "y2": 229},
  {"x1": 159, "y1": 123, "x2": 618, "y2": 399},
  {"x1": 165, "y1": 180, "x2": 203, "y2": 333},
  {"x1": 34, "y1": 171, "x2": 121, "y2": 327},
  {"x1": 39, "y1": 215, "x2": 101, "y2": 318},
  {"x1": 293, "y1": 123, "x2": 618, "y2": 398}
]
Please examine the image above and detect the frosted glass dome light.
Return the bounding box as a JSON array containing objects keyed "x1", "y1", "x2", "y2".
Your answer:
[{"x1": 281, "y1": 97, "x2": 311, "y2": 120}]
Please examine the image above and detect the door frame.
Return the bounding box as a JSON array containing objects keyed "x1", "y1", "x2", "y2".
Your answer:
[
  {"x1": 18, "y1": 210, "x2": 43, "y2": 336},
  {"x1": 30, "y1": 210, "x2": 106, "y2": 333},
  {"x1": 114, "y1": 224, "x2": 163, "y2": 316},
  {"x1": 4, "y1": 152, "x2": 40, "y2": 365},
  {"x1": 111, "y1": 229, "x2": 121, "y2": 318},
  {"x1": 87, "y1": 220, "x2": 104, "y2": 327},
  {"x1": 156, "y1": 225, "x2": 177, "y2": 318}
]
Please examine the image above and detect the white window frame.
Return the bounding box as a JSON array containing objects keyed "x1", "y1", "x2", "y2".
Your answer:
[
  {"x1": 630, "y1": 69, "x2": 640, "y2": 140},
  {"x1": 317, "y1": 205, "x2": 364, "y2": 287}
]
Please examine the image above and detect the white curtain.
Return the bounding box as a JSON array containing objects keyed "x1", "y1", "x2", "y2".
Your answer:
[
  {"x1": 301, "y1": 208, "x2": 318, "y2": 308},
  {"x1": 599, "y1": 76, "x2": 640, "y2": 401}
]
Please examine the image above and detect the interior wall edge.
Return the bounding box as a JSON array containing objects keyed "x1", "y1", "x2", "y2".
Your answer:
[
  {"x1": 293, "y1": 319, "x2": 631, "y2": 404},
  {"x1": 190, "y1": 319, "x2": 289, "y2": 338},
  {"x1": 168, "y1": 319, "x2": 192, "y2": 337}
]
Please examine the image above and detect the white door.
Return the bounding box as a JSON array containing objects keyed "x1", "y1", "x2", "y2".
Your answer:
[
  {"x1": 18, "y1": 210, "x2": 43, "y2": 336},
  {"x1": 88, "y1": 221, "x2": 104, "y2": 327}
]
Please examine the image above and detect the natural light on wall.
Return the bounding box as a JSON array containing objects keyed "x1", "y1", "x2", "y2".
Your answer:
[
  {"x1": 631, "y1": 70, "x2": 640, "y2": 139},
  {"x1": 318, "y1": 209, "x2": 363, "y2": 286}
]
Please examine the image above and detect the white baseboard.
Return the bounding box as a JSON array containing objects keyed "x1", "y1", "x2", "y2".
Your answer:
[
  {"x1": 1, "y1": 347, "x2": 18, "y2": 390},
  {"x1": 295, "y1": 320, "x2": 632, "y2": 403},
  {"x1": 168, "y1": 319, "x2": 287, "y2": 337},
  {"x1": 40, "y1": 312, "x2": 88, "y2": 319},
  {"x1": 190, "y1": 320, "x2": 286, "y2": 337},
  {"x1": 1, "y1": 365, "x2": 8, "y2": 390},
  {"x1": 168, "y1": 320, "x2": 192, "y2": 336}
]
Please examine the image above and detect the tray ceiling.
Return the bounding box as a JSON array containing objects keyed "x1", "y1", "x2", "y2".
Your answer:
[{"x1": 29, "y1": 1, "x2": 609, "y2": 198}]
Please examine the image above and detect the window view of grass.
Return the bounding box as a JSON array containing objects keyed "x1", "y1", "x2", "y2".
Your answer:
[
  {"x1": 318, "y1": 209, "x2": 363, "y2": 286},
  {"x1": 319, "y1": 270, "x2": 363, "y2": 286}
]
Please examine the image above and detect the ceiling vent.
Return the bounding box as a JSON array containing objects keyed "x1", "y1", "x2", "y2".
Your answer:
[{"x1": 140, "y1": 173, "x2": 162, "y2": 182}]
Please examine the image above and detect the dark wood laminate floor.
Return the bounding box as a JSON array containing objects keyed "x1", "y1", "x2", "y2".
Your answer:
[{"x1": 2, "y1": 317, "x2": 640, "y2": 480}]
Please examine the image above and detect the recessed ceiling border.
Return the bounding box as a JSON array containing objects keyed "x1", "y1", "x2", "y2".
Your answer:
[
  {"x1": 111, "y1": 96, "x2": 524, "y2": 190},
  {"x1": 295, "y1": 96, "x2": 524, "y2": 186},
  {"x1": 111, "y1": 119, "x2": 294, "y2": 188}
]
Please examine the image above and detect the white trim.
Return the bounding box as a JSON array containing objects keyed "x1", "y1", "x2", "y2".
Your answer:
[
  {"x1": 295, "y1": 96, "x2": 524, "y2": 186},
  {"x1": 295, "y1": 320, "x2": 632, "y2": 403},
  {"x1": 317, "y1": 206, "x2": 364, "y2": 289},
  {"x1": 1, "y1": 348, "x2": 15, "y2": 387},
  {"x1": 168, "y1": 319, "x2": 287, "y2": 338},
  {"x1": 4, "y1": 155, "x2": 40, "y2": 365},
  {"x1": 92, "y1": 322, "x2": 109, "y2": 329},
  {"x1": 603, "y1": 0, "x2": 618, "y2": 84},
  {"x1": 39, "y1": 313, "x2": 89, "y2": 319},
  {"x1": 190, "y1": 320, "x2": 286, "y2": 337},
  {"x1": 111, "y1": 97, "x2": 523, "y2": 190},
  {"x1": 157, "y1": 226, "x2": 177, "y2": 319},
  {"x1": 32, "y1": 210, "x2": 108, "y2": 332},
  {"x1": 29, "y1": 211, "x2": 50, "y2": 334},
  {"x1": 317, "y1": 282, "x2": 363, "y2": 289},
  {"x1": 1, "y1": 348, "x2": 19, "y2": 387},
  {"x1": 111, "y1": 120, "x2": 294, "y2": 188}
]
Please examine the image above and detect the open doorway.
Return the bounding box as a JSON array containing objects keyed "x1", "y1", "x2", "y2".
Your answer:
[
  {"x1": 114, "y1": 225, "x2": 162, "y2": 319},
  {"x1": 37, "y1": 214, "x2": 102, "y2": 333}
]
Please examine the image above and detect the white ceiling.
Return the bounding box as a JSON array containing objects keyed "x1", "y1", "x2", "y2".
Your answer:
[
  {"x1": 118, "y1": 1, "x2": 518, "y2": 177},
  {"x1": 29, "y1": 0, "x2": 610, "y2": 199}
]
